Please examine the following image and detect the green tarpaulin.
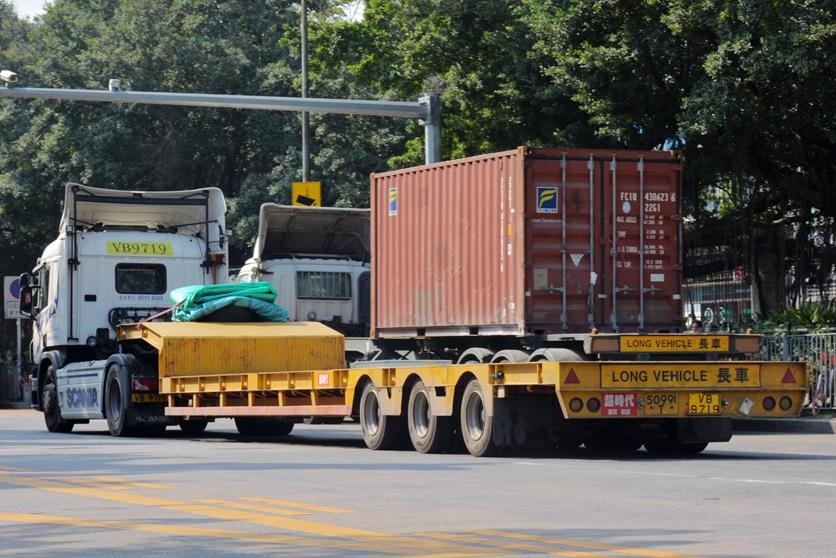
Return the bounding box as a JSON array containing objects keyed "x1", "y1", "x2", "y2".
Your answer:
[{"x1": 169, "y1": 282, "x2": 288, "y2": 322}]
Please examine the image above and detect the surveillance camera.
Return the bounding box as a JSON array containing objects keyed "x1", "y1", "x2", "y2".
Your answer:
[{"x1": 0, "y1": 70, "x2": 18, "y2": 84}]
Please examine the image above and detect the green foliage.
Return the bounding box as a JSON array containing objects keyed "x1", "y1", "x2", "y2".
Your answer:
[
  {"x1": 762, "y1": 302, "x2": 836, "y2": 333},
  {"x1": 0, "y1": 0, "x2": 834, "y2": 358}
]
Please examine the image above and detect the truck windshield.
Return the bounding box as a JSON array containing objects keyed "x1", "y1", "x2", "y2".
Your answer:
[
  {"x1": 297, "y1": 271, "x2": 351, "y2": 300},
  {"x1": 115, "y1": 264, "x2": 167, "y2": 294}
]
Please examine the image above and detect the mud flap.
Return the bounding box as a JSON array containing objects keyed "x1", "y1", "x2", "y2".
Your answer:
[
  {"x1": 676, "y1": 417, "x2": 733, "y2": 443},
  {"x1": 492, "y1": 397, "x2": 559, "y2": 448},
  {"x1": 126, "y1": 405, "x2": 172, "y2": 427}
]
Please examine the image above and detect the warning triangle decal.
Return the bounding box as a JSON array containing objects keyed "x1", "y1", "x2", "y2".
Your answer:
[
  {"x1": 781, "y1": 369, "x2": 797, "y2": 383},
  {"x1": 570, "y1": 254, "x2": 584, "y2": 267},
  {"x1": 565, "y1": 368, "x2": 580, "y2": 384}
]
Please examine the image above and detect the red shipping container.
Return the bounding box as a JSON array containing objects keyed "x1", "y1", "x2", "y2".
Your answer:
[{"x1": 371, "y1": 147, "x2": 682, "y2": 340}]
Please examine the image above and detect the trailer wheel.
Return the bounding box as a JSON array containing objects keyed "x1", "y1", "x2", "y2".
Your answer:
[
  {"x1": 644, "y1": 439, "x2": 708, "y2": 456},
  {"x1": 490, "y1": 350, "x2": 529, "y2": 364},
  {"x1": 459, "y1": 379, "x2": 498, "y2": 457},
  {"x1": 359, "y1": 382, "x2": 404, "y2": 450},
  {"x1": 43, "y1": 366, "x2": 73, "y2": 433},
  {"x1": 235, "y1": 417, "x2": 294, "y2": 437},
  {"x1": 407, "y1": 381, "x2": 453, "y2": 454},
  {"x1": 104, "y1": 364, "x2": 140, "y2": 437},
  {"x1": 178, "y1": 419, "x2": 208, "y2": 435}
]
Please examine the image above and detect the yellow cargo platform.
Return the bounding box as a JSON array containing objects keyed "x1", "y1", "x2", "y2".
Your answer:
[{"x1": 117, "y1": 321, "x2": 345, "y2": 378}]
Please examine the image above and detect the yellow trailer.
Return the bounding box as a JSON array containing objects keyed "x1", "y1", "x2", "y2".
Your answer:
[{"x1": 117, "y1": 322, "x2": 807, "y2": 457}]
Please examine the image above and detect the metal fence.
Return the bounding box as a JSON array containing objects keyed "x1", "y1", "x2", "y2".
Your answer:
[
  {"x1": 0, "y1": 361, "x2": 23, "y2": 403},
  {"x1": 760, "y1": 332, "x2": 836, "y2": 413}
]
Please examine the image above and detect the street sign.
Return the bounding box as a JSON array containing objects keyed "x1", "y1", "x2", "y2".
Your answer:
[
  {"x1": 4, "y1": 276, "x2": 22, "y2": 319},
  {"x1": 291, "y1": 181, "x2": 322, "y2": 207}
]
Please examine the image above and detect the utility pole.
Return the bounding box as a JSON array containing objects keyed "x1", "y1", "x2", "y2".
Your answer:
[{"x1": 300, "y1": 0, "x2": 310, "y2": 182}]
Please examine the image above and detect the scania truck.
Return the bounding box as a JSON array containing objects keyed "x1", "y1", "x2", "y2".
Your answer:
[{"x1": 20, "y1": 184, "x2": 228, "y2": 435}]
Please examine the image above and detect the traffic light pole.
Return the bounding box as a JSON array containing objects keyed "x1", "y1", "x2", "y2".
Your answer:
[{"x1": 0, "y1": 82, "x2": 442, "y2": 164}]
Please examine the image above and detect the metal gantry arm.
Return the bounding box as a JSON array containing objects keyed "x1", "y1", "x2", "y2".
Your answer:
[{"x1": 0, "y1": 81, "x2": 442, "y2": 164}]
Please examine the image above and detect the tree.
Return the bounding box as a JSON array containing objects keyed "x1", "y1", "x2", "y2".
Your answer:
[{"x1": 524, "y1": 0, "x2": 836, "y2": 315}]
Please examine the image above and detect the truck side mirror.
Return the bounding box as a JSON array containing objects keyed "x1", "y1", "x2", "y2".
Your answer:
[
  {"x1": 19, "y1": 272, "x2": 31, "y2": 287},
  {"x1": 19, "y1": 285, "x2": 33, "y2": 318}
]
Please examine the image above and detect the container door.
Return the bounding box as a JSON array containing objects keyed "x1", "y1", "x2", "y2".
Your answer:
[
  {"x1": 525, "y1": 154, "x2": 600, "y2": 331},
  {"x1": 602, "y1": 155, "x2": 681, "y2": 331}
]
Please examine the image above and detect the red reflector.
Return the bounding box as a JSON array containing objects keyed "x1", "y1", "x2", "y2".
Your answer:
[
  {"x1": 565, "y1": 369, "x2": 580, "y2": 384},
  {"x1": 781, "y1": 369, "x2": 797, "y2": 384}
]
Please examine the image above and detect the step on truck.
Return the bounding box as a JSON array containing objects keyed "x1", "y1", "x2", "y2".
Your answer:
[{"x1": 19, "y1": 184, "x2": 228, "y2": 435}]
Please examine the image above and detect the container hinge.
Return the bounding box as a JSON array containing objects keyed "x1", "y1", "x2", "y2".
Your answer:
[{"x1": 642, "y1": 286, "x2": 664, "y2": 294}]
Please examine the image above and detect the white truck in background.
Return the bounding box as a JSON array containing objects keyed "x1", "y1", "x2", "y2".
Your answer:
[
  {"x1": 20, "y1": 184, "x2": 228, "y2": 435},
  {"x1": 238, "y1": 204, "x2": 371, "y2": 340}
]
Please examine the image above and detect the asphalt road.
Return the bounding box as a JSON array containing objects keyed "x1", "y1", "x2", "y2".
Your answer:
[{"x1": 0, "y1": 409, "x2": 834, "y2": 557}]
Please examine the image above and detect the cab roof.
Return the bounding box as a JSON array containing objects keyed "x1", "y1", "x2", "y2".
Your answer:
[
  {"x1": 254, "y1": 204, "x2": 369, "y2": 261},
  {"x1": 60, "y1": 183, "x2": 226, "y2": 237}
]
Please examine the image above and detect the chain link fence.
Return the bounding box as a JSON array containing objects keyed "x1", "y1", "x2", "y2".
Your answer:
[
  {"x1": 0, "y1": 360, "x2": 24, "y2": 403},
  {"x1": 760, "y1": 331, "x2": 836, "y2": 413}
]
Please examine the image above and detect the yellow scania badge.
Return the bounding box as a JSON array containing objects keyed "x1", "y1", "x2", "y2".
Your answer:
[
  {"x1": 619, "y1": 335, "x2": 729, "y2": 352},
  {"x1": 107, "y1": 241, "x2": 173, "y2": 256}
]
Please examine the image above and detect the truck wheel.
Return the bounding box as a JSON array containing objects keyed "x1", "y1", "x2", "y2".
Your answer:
[
  {"x1": 459, "y1": 379, "x2": 498, "y2": 457},
  {"x1": 585, "y1": 433, "x2": 642, "y2": 454},
  {"x1": 490, "y1": 350, "x2": 529, "y2": 363},
  {"x1": 269, "y1": 420, "x2": 295, "y2": 436},
  {"x1": 644, "y1": 438, "x2": 708, "y2": 456},
  {"x1": 105, "y1": 364, "x2": 135, "y2": 437},
  {"x1": 235, "y1": 417, "x2": 262, "y2": 437},
  {"x1": 359, "y1": 382, "x2": 404, "y2": 450},
  {"x1": 179, "y1": 419, "x2": 208, "y2": 435},
  {"x1": 43, "y1": 366, "x2": 73, "y2": 433},
  {"x1": 235, "y1": 417, "x2": 294, "y2": 437},
  {"x1": 407, "y1": 381, "x2": 453, "y2": 453}
]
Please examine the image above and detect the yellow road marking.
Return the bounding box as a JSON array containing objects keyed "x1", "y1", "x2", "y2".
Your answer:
[
  {"x1": 420, "y1": 531, "x2": 604, "y2": 557},
  {"x1": 475, "y1": 530, "x2": 694, "y2": 558},
  {"x1": 91, "y1": 475, "x2": 171, "y2": 490},
  {"x1": 0, "y1": 472, "x2": 477, "y2": 556},
  {"x1": 198, "y1": 498, "x2": 311, "y2": 516},
  {"x1": 0, "y1": 512, "x2": 311, "y2": 547},
  {"x1": 242, "y1": 496, "x2": 352, "y2": 514}
]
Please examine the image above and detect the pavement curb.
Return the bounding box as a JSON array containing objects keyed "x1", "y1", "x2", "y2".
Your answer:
[{"x1": 733, "y1": 417, "x2": 836, "y2": 434}]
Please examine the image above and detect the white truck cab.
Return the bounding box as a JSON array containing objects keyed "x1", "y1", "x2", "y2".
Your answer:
[
  {"x1": 19, "y1": 184, "x2": 227, "y2": 434},
  {"x1": 238, "y1": 204, "x2": 370, "y2": 338}
]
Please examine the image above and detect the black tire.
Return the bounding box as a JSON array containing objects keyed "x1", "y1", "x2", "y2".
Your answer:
[
  {"x1": 139, "y1": 424, "x2": 168, "y2": 437},
  {"x1": 235, "y1": 417, "x2": 294, "y2": 437},
  {"x1": 235, "y1": 417, "x2": 263, "y2": 437},
  {"x1": 43, "y1": 366, "x2": 73, "y2": 434},
  {"x1": 677, "y1": 442, "x2": 709, "y2": 455},
  {"x1": 459, "y1": 379, "x2": 498, "y2": 457},
  {"x1": 407, "y1": 380, "x2": 453, "y2": 454},
  {"x1": 178, "y1": 419, "x2": 208, "y2": 435},
  {"x1": 270, "y1": 420, "x2": 295, "y2": 436},
  {"x1": 359, "y1": 382, "x2": 404, "y2": 450},
  {"x1": 303, "y1": 417, "x2": 344, "y2": 425},
  {"x1": 104, "y1": 364, "x2": 135, "y2": 437},
  {"x1": 585, "y1": 434, "x2": 642, "y2": 454},
  {"x1": 645, "y1": 439, "x2": 708, "y2": 456}
]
